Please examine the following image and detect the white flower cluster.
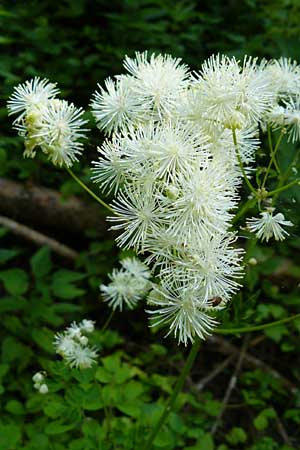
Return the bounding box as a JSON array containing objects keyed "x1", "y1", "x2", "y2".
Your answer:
[
  {"x1": 92, "y1": 52, "x2": 280, "y2": 344},
  {"x1": 100, "y1": 257, "x2": 151, "y2": 311},
  {"x1": 32, "y1": 371, "x2": 48, "y2": 394},
  {"x1": 7, "y1": 77, "x2": 88, "y2": 167},
  {"x1": 264, "y1": 58, "x2": 300, "y2": 142},
  {"x1": 53, "y1": 320, "x2": 98, "y2": 369}
]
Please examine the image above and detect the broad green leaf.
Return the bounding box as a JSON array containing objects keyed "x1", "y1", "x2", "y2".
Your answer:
[
  {"x1": 0, "y1": 268, "x2": 29, "y2": 295},
  {"x1": 30, "y1": 246, "x2": 52, "y2": 278},
  {"x1": 0, "y1": 424, "x2": 21, "y2": 449},
  {"x1": 52, "y1": 270, "x2": 85, "y2": 299},
  {"x1": 5, "y1": 399, "x2": 25, "y2": 415}
]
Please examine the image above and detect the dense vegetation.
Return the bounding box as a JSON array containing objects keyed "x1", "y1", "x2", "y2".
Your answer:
[{"x1": 0, "y1": 1, "x2": 300, "y2": 449}]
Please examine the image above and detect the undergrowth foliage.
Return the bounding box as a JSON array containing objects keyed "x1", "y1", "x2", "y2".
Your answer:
[{"x1": 2, "y1": 51, "x2": 300, "y2": 449}]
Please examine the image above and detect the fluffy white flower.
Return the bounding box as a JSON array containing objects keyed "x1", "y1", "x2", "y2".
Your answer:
[
  {"x1": 120, "y1": 257, "x2": 151, "y2": 279},
  {"x1": 265, "y1": 57, "x2": 300, "y2": 98},
  {"x1": 246, "y1": 208, "x2": 293, "y2": 242},
  {"x1": 147, "y1": 284, "x2": 218, "y2": 345},
  {"x1": 191, "y1": 54, "x2": 273, "y2": 127},
  {"x1": 64, "y1": 344, "x2": 98, "y2": 369},
  {"x1": 79, "y1": 319, "x2": 95, "y2": 334},
  {"x1": 32, "y1": 99, "x2": 88, "y2": 167},
  {"x1": 7, "y1": 77, "x2": 59, "y2": 121},
  {"x1": 123, "y1": 52, "x2": 189, "y2": 119},
  {"x1": 165, "y1": 161, "x2": 238, "y2": 242},
  {"x1": 283, "y1": 96, "x2": 300, "y2": 142},
  {"x1": 91, "y1": 76, "x2": 142, "y2": 134},
  {"x1": 53, "y1": 320, "x2": 98, "y2": 369},
  {"x1": 108, "y1": 187, "x2": 166, "y2": 250},
  {"x1": 100, "y1": 258, "x2": 151, "y2": 311}
]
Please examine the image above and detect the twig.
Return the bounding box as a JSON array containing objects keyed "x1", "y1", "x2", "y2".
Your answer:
[
  {"x1": 195, "y1": 355, "x2": 235, "y2": 391},
  {"x1": 274, "y1": 409, "x2": 294, "y2": 448},
  {"x1": 209, "y1": 335, "x2": 298, "y2": 394},
  {"x1": 211, "y1": 335, "x2": 249, "y2": 435},
  {"x1": 0, "y1": 215, "x2": 79, "y2": 261}
]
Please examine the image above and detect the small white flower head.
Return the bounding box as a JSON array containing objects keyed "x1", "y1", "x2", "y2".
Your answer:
[
  {"x1": 79, "y1": 319, "x2": 95, "y2": 334},
  {"x1": 64, "y1": 344, "x2": 98, "y2": 369},
  {"x1": 265, "y1": 57, "x2": 300, "y2": 98},
  {"x1": 147, "y1": 284, "x2": 218, "y2": 345},
  {"x1": 265, "y1": 104, "x2": 286, "y2": 129},
  {"x1": 246, "y1": 208, "x2": 293, "y2": 242},
  {"x1": 192, "y1": 54, "x2": 273, "y2": 127},
  {"x1": 91, "y1": 75, "x2": 142, "y2": 135},
  {"x1": 7, "y1": 77, "x2": 59, "y2": 121},
  {"x1": 120, "y1": 257, "x2": 151, "y2": 279},
  {"x1": 39, "y1": 383, "x2": 49, "y2": 395},
  {"x1": 53, "y1": 320, "x2": 98, "y2": 369},
  {"x1": 33, "y1": 99, "x2": 88, "y2": 167},
  {"x1": 32, "y1": 371, "x2": 44, "y2": 383},
  {"x1": 165, "y1": 160, "x2": 238, "y2": 243},
  {"x1": 53, "y1": 332, "x2": 77, "y2": 356},
  {"x1": 100, "y1": 258, "x2": 151, "y2": 311},
  {"x1": 283, "y1": 96, "x2": 300, "y2": 142},
  {"x1": 108, "y1": 186, "x2": 165, "y2": 251},
  {"x1": 91, "y1": 137, "x2": 128, "y2": 194},
  {"x1": 123, "y1": 51, "x2": 189, "y2": 119}
]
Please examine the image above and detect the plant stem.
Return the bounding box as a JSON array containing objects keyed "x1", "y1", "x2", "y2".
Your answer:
[
  {"x1": 215, "y1": 313, "x2": 300, "y2": 335},
  {"x1": 273, "y1": 146, "x2": 300, "y2": 201},
  {"x1": 232, "y1": 197, "x2": 257, "y2": 224},
  {"x1": 262, "y1": 130, "x2": 283, "y2": 188},
  {"x1": 144, "y1": 338, "x2": 201, "y2": 450},
  {"x1": 267, "y1": 178, "x2": 300, "y2": 197},
  {"x1": 232, "y1": 128, "x2": 257, "y2": 195},
  {"x1": 66, "y1": 167, "x2": 114, "y2": 213},
  {"x1": 101, "y1": 309, "x2": 115, "y2": 332}
]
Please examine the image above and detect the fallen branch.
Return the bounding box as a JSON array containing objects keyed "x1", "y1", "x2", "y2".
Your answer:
[
  {"x1": 211, "y1": 335, "x2": 249, "y2": 435},
  {"x1": 195, "y1": 355, "x2": 235, "y2": 392},
  {"x1": 209, "y1": 335, "x2": 298, "y2": 394},
  {"x1": 0, "y1": 177, "x2": 107, "y2": 235},
  {"x1": 0, "y1": 215, "x2": 79, "y2": 261}
]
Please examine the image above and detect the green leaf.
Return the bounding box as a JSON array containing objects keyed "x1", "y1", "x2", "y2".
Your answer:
[
  {"x1": 52, "y1": 270, "x2": 85, "y2": 299},
  {"x1": 0, "y1": 424, "x2": 21, "y2": 449},
  {"x1": 254, "y1": 408, "x2": 276, "y2": 431},
  {"x1": 196, "y1": 433, "x2": 214, "y2": 450},
  {"x1": 116, "y1": 401, "x2": 142, "y2": 418},
  {"x1": 45, "y1": 420, "x2": 78, "y2": 435},
  {"x1": 31, "y1": 328, "x2": 55, "y2": 353},
  {"x1": 30, "y1": 246, "x2": 52, "y2": 278},
  {"x1": 0, "y1": 249, "x2": 19, "y2": 264},
  {"x1": 226, "y1": 427, "x2": 247, "y2": 445},
  {"x1": 5, "y1": 400, "x2": 25, "y2": 415},
  {"x1": 0, "y1": 269, "x2": 29, "y2": 295}
]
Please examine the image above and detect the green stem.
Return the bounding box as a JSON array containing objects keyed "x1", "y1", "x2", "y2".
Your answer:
[
  {"x1": 66, "y1": 167, "x2": 114, "y2": 213},
  {"x1": 101, "y1": 309, "x2": 115, "y2": 332},
  {"x1": 215, "y1": 313, "x2": 300, "y2": 335},
  {"x1": 232, "y1": 197, "x2": 257, "y2": 224},
  {"x1": 144, "y1": 338, "x2": 201, "y2": 450},
  {"x1": 274, "y1": 147, "x2": 300, "y2": 201},
  {"x1": 267, "y1": 178, "x2": 300, "y2": 197},
  {"x1": 262, "y1": 131, "x2": 283, "y2": 188},
  {"x1": 232, "y1": 128, "x2": 257, "y2": 195}
]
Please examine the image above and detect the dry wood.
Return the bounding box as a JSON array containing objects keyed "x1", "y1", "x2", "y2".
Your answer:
[
  {"x1": 0, "y1": 177, "x2": 107, "y2": 235},
  {"x1": 0, "y1": 215, "x2": 79, "y2": 260},
  {"x1": 209, "y1": 335, "x2": 297, "y2": 393},
  {"x1": 211, "y1": 335, "x2": 249, "y2": 435}
]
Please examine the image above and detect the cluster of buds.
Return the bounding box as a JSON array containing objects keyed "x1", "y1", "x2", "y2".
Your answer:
[
  {"x1": 32, "y1": 371, "x2": 48, "y2": 394},
  {"x1": 53, "y1": 320, "x2": 98, "y2": 369}
]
